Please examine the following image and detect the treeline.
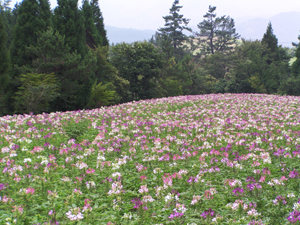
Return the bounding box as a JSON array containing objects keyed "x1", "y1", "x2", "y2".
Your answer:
[{"x1": 0, "y1": 0, "x2": 300, "y2": 116}]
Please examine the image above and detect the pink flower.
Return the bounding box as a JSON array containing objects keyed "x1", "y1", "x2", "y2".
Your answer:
[
  {"x1": 26, "y1": 187, "x2": 35, "y2": 195},
  {"x1": 140, "y1": 175, "x2": 147, "y2": 181},
  {"x1": 259, "y1": 176, "x2": 266, "y2": 183},
  {"x1": 86, "y1": 168, "x2": 95, "y2": 174},
  {"x1": 281, "y1": 176, "x2": 289, "y2": 181}
]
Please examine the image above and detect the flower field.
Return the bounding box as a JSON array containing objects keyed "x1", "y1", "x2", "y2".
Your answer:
[{"x1": 1, "y1": 93, "x2": 300, "y2": 224}]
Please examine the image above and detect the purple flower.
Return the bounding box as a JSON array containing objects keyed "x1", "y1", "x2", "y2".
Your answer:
[
  {"x1": 169, "y1": 211, "x2": 184, "y2": 219},
  {"x1": 0, "y1": 183, "x2": 6, "y2": 191},
  {"x1": 200, "y1": 208, "x2": 215, "y2": 219},
  {"x1": 132, "y1": 198, "x2": 143, "y2": 209},
  {"x1": 187, "y1": 176, "x2": 194, "y2": 184},
  {"x1": 287, "y1": 210, "x2": 300, "y2": 223},
  {"x1": 233, "y1": 187, "x2": 244, "y2": 196},
  {"x1": 246, "y1": 176, "x2": 256, "y2": 183},
  {"x1": 289, "y1": 170, "x2": 299, "y2": 179}
]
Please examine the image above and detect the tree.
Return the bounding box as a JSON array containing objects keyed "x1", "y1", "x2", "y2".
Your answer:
[
  {"x1": 25, "y1": 28, "x2": 95, "y2": 111},
  {"x1": 111, "y1": 41, "x2": 163, "y2": 102},
  {"x1": 0, "y1": 0, "x2": 17, "y2": 50},
  {"x1": 226, "y1": 40, "x2": 283, "y2": 94},
  {"x1": 14, "y1": 73, "x2": 59, "y2": 114},
  {"x1": 9, "y1": 0, "x2": 51, "y2": 67},
  {"x1": 292, "y1": 35, "x2": 300, "y2": 77},
  {"x1": 196, "y1": 5, "x2": 240, "y2": 55},
  {"x1": 158, "y1": 0, "x2": 191, "y2": 58},
  {"x1": 262, "y1": 22, "x2": 279, "y2": 62},
  {"x1": 0, "y1": 12, "x2": 10, "y2": 116},
  {"x1": 92, "y1": 45, "x2": 129, "y2": 103},
  {"x1": 86, "y1": 81, "x2": 116, "y2": 109},
  {"x1": 90, "y1": 0, "x2": 108, "y2": 46},
  {"x1": 81, "y1": 0, "x2": 103, "y2": 48},
  {"x1": 0, "y1": 12, "x2": 9, "y2": 93},
  {"x1": 53, "y1": 0, "x2": 86, "y2": 57}
]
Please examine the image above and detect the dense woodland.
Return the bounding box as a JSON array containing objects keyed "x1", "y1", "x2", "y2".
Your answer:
[{"x1": 0, "y1": 0, "x2": 300, "y2": 116}]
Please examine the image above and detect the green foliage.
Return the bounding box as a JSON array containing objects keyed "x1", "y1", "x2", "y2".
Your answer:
[
  {"x1": 92, "y1": 45, "x2": 129, "y2": 103},
  {"x1": 81, "y1": 0, "x2": 103, "y2": 48},
  {"x1": 10, "y1": 0, "x2": 51, "y2": 67},
  {"x1": 90, "y1": 0, "x2": 108, "y2": 46},
  {"x1": 110, "y1": 41, "x2": 163, "y2": 102},
  {"x1": 226, "y1": 40, "x2": 282, "y2": 94},
  {"x1": 63, "y1": 118, "x2": 90, "y2": 141},
  {"x1": 14, "y1": 73, "x2": 59, "y2": 114},
  {"x1": 0, "y1": 12, "x2": 9, "y2": 92},
  {"x1": 53, "y1": 0, "x2": 86, "y2": 57},
  {"x1": 25, "y1": 28, "x2": 95, "y2": 112},
  {"x1": 0, "y1": 12, "x2": 10, "y2": 116},
  {"x1": 262, "y1": 22, "x2": 279, "y2": 62},
  {"x1": 158, "y1": 0, "x2": 191, "y2": 59},
  {"x1": 86, "y1": 81, "x2": 116, "y2": 109},
  {"x1": 292, "y1": 40, "x2": 300, "y2": 77},
  {"x1": 278, "y1": 75, "x2": 300, "y2": 96},
  {"x1": 0, "y1": 0, "x2": 17, "y2": 50},
  {"x1": 196, "y1": 5, "x2": 240, "y2": 55}
]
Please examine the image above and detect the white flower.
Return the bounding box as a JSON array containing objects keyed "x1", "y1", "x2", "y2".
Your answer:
[
  {"x1": 23, "y1": 158, "x2": 32, "y2": 163},
  {"x1": 247, "y1": 209, "x2": 260, "y2": 216},
  {"x1": 66, "y1": 207, "x2": 84, "y2": 221}
]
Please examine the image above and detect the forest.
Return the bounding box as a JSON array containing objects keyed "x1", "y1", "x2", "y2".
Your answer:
[{"x1": 0, "y1": 0, "x2": 300, "y2": 116}]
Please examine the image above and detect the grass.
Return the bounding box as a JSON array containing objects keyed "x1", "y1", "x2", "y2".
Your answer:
[{"x1": 1, "y1": 93, "x2": 300, "y2": 224}]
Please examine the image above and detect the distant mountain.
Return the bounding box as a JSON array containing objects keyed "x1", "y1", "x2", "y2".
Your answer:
[
  {"x1": 106, "y1": 25, "x2": 156, "y2": 44},
  {"x1": 236, "y1": 12, "x2": 300, "y2": 47},
  {"x1": 105, "y1": 12, "x2": 300, "y2": 47}
]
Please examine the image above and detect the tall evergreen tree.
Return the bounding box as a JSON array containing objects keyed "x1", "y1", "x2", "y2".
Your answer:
[
  {"x1": 158, "y1": 0, "x2": 191, "y2": 58},
  {"x1": 53, "y1": 0, "x2": 86, "y2": 56},
  {"x1": 0, "y1": 12, "x2": 9, "y2": 92},
  {"x1": 262, "y1": 22, "x2": 279, "y2": 61},
  {"x1": 90, "y1": 0, "x2": 108, "y2": 46},
  {"x1": 26, "y1": 28, "x2": 95, "y2": 111},
  {"x1": 9, "y1": 0, "x2": 51, "y2": 67},
  {"x1": 292, "y1": 36, "x2": 300, "y2": 77},
  {"x1": 81, "y1": 0, "x2": 102, "y2": 48},
  {"x1": 0, "y1": 12, "x2": 10, "y2": 116}
]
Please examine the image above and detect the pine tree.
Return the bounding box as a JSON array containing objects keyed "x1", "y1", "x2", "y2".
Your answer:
[
  {"x1": 53, "y1": 0, "x2": 86, "y2": 56},
  {"x1": 262, "y1": 22, "x2": 279, "y2": 61},
  {"x1": 292, "y1": 39, "x2": 300, "y2": 77},
  {"x1": 26, "y1": 28, "x2": 95, "y2": 111},
  {"x1": 158, "y1": 0, "x2": 191, "y2": 58},
  {"x1": 9, "y1": 0, "x2": 51, "y2": 67},
  {"x1": 197, "y1": 5, "x2": 240, "y2": 55},
  {"x1": 0, "y1": 12, "x2": 10, "y2": 116},
  {"x1": 81, "y1": 0, "x2": 102, "y2": 48},
  {"x1": 90, "y1": 0, "x2": 108, "y2": 46},
  {"x1": 0, "y1": 12, "x2": 9, "y2": 93}
]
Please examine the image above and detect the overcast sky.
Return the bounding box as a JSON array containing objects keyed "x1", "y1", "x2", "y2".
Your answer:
[{"x1": 10, "y1": 0, "x2": 300, "y2": 30}]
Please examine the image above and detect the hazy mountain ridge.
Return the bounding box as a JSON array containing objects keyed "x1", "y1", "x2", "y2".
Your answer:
[
  {"x1": 236, "y1": 11, "x2": 300, "y2": 47},
  {"x1": 106, "y1": 25, "x2": 155, "y2": 44},
  {"x1": 106, "y1": 12, "x2": 300, "y2": 47}
]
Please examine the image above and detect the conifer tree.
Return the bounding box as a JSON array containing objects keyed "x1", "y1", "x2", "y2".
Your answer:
[
  {"x1": 292, "y1": 36, "x2": 300, "y2": 77},
  {"x1": 10, "y1": 0, "x2": 51, "y2": 67},
  {"x1": 82, "y1": 0, "x2": 103, "y2": 48},
  {"x1": 53, "y1": 0, "x2": 86, "y2": 56},
  {"x1": 26, "y1": 28, "x2": 95, "y2": 111},
  {"x1": 0, "y1": 12, "x2": 10, "y2": 116},
  {"x1": 262, "y1": 22, "x2": 279, "y2": 61},
  {"x1": 90, "y1": 0, "x2": 108, "y2": 46},
  {"x1": 158, "y1": 0, "x2": 191, "y2": 58},
  {"x1": 0, "y1": 12, "x2": 9, "y2": 93},
  {"x1": 197, "y1": 5, "x2": 240, "y2": 55}
]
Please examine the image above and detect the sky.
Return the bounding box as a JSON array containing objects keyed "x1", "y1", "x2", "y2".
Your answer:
[{"x1": 9, "y1": 0, "x2": 300, "y2": 30}]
